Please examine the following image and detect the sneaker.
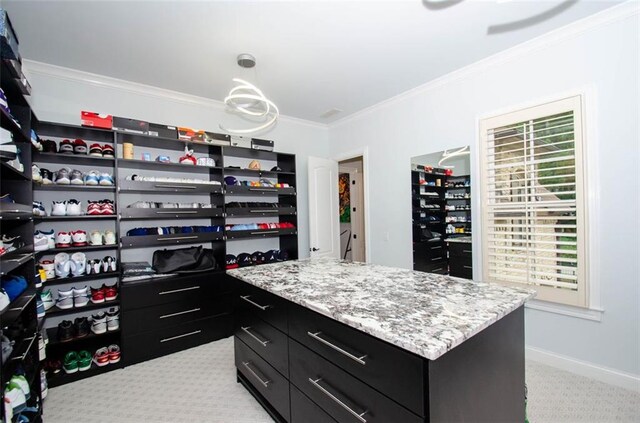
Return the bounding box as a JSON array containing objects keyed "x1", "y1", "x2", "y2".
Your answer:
[
  {"x1": 54, "y1": 167, "x2": 71, "y2": 184},
  {"x1": 104, "y1": 230, "x2": 116, "y2": 245},
  {"x1": 93, "y1": 347, "x2": 110, "y2": 367},
  {"x1": 71, "y1": 252, "x2": 87, "y2": 276},
  {"x1": 87, "y1": 201, "x2": 103, "y2": 215},
  {"x1": 74, "y1": 317, "x2": 91, "y2": 338},
  {"x1": 63, "y1": 351, "x2": 79, "y2": 373},
  {"x1": 36, "y1": 298, "x2": 45, "y2": 318},
  {"x1": 103, "y1": 282, "x2": 118, "y2": 300},
  {"x1": 44, "y1": 358, "x2": 62, "y2": 375},
  {"x1": 106, "y1": 307, "x2": 120, "y2": 331},
  {"x1": 40, "y1": 167, "x2": 54, "y2": 184},
  {"x1": 71, "y1": 230, "x2": 87, "y2": 247},
  {"x1": 51, "y1": 201, "x2": 66, "y2": 216},
  {"x1": 40, "y1": 369, "x2": 48, "y2": 399},
  {"x1": 56, "y1": 287, "x2": 75, "y2": 309},
  {"x1": 102, "y1": 257, "x2": 117, "y2": 273},
  {"x1": 73, "y1": 139, "x2": 87, "y2": 155},
  {"x1": 41, "y1": 139, "x2": 57, "y2": 153},
  {"x1": 78, "y1": 350, "x2": 92, "y2": 371},
  {"x1": 91, "y1": 312, "x2": 107, "y2": 334},
  {"x1": 40, "y1": 260, "x2": 55, "y2": 280},
  {"x1": 4, "y1": 382, "x2": 26, "y2": 414},
  {"x1": 54, "y1": 253, "x2": 72, "y2": 278},
  {"x1": 107, "y1": 344, "x2": 121, "y2": 363},
  {"x1": 101, "y1": 144, "x2": 115, "y2": 158},
  {"x1": 70, "y1": 169, "x2": 84, "y2": 185},
  {"x1": 90, "y1": 230, "x2": 103, "y2": 245},
  {"x1": 59, "y1": 139, "x2": 74, "y2": 154},
  {"x1": 66, "y1": 199, "x2": 83, "y2": 216},
  {"x1": 57, "y1": 320, "x2": 74, "y2": 342},
  {"x1": 84, "y1": 170, "x2": 100, "y2": 186},
  {"x1": 90, "y1": 286, "x2": 105, "y2": 303},
  {"x1": 32, "y1": 164, "x2": 42, "y2": 183},
  {"x1": 73, "y1": 285, "x2": 90, "y2": 307},
  {"x1": 9, "y1": 375, "x2": 30, "y2": 400},
  {"x1": 98, "y1": 173, "x2": 114, "y2": 186},
  {"x1": 89, "y1": 144, "x2": 103, "y2": 157},
  {"x1": 100, "y1": 200, "x2": 115, "y2": 215},
  {"x1": 40, "y1": 290, "x2": 54, "y2": 310},
  {"x1": 87, "y1": 259, "x2": 102, "y2": 275},
  {"x1": 0, "y1": 289, "x2": 10, "y2": 313},
  {"x1": 38, "y1": 334, "x2": 46, "y2": 361},
  {"x1": 40, "y1": 229, "x2": 56, "y2": 249},
  {"x1": 55, "y1": 231, "x2": 72, "y2": 248},
  {"x1": 33, "y1": 233, "x2": 49, "y2": 251},
  {"x1": 32, "y1": 201, "x2": 47, "y2": 217}
]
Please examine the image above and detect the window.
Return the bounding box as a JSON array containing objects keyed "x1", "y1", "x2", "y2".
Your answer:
[{"x1": 480, "y1": 95, "x2": 587, "y2": 307}]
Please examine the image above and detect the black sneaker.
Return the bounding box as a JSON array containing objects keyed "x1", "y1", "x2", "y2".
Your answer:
[
  {"x1": 57, "y1": 320, "x2": 74, "y2": 342},
  {"x1": 74, "y1": 317, "x2": 90, "y2": 338},
  {"x1": 41, "y1": 139, "x2": 57, "y2": 153},
  {"x1": 40, "y1": 168, "x2": 53, "y2": 184}
]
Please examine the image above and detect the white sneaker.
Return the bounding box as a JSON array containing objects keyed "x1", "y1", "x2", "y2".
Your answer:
[
  {"x1": 90, "y1": 231, "x2": 103, "y2": 245},
  {"x1": 104, "y1": 230, "x2": 116, "y2": 245},
  {"x1": 55, "y1": 232, "x2": 72, "y2": 248},
  {"x1": 71, "y1": 252, "x2": 86, "y2": 277},
  {"x1": 91, "y1": 312, "x2": 107, "y2": 334},
  {"x1": 56, "y1": 288, "x2": 74, "y2": 309},
  {"x1": 32, "y1": 164, "x2": 42, "y2": 183},
  {"x1": 34, "y1": 233, "x2": 49, "y2": 251},
  {"x1": 54, "y1": 253, "x2": 72, "y2": 278},
  {"x1": 39, "y1": 260, "x2": 55, "y2": 280},
  {"x1": 51, "y1": 201, "x2": 66, "y2": 216},
  {"x1": 3, "y1": 383, "x2": 25, "y2": 417},
  {"x1": 66, "y1": 199, "x2": 83, "y2": 216},
  {"x1": 39, "y1": 229, "x2": 55, "y2": 249},
  {"x1": 0, "y1": 288, "x2": 9, "y2": 312},
  {"x1": 71, "y1": 230, "x2": 87, "y2": 246},
  {"x1": 106, "y1": 306, "x2": 120, "y2": 331},
  {"x1": 102, "y1": 256, "x2": 117, "y2": 273},
  {"x1": 72, "y1": 285, "x2": 90, "y2": 307}
]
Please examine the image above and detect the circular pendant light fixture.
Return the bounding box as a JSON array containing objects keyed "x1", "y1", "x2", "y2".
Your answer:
[{"x1": 220, "y1": 54, "x2": 279, "y2": 135}]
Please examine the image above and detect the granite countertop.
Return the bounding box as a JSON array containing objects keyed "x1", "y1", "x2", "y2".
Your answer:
[
  {"x1": 446, "y1": 236, "x2": 472, "y2": 244},
  {"x1": 227, "y1": 258, "x2": 535, "y2": 361}
]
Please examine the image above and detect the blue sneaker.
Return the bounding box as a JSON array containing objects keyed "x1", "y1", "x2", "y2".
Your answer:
[
  {"x1": 98, "y1": 173, "x2": 114, "y2": 186},
  {"x1": 83, "y1": 170, "x2": 100, "y2": 186}
]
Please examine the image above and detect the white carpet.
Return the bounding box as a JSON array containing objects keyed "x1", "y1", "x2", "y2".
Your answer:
[{"x1": 43, "y1": 337, "x2": 640, "y2": 423}]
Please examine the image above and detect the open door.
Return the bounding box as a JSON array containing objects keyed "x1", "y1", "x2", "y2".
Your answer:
[{"x1": 308, "y1": 156, "x2": 340, "y2": 258}]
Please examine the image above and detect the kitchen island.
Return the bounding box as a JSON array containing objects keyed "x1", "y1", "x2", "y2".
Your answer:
[{"x1": 227, "y1": 258, "x2": 535, "y2": 423}]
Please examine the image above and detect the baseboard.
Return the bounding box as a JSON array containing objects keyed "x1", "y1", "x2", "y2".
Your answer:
[{"x1": 526, "y1": 346, "x2": 640, "y2": 393}]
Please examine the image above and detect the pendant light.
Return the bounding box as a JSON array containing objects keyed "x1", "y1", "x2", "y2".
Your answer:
[{"x1": 438, "y1": 146, "x2": 470, "y2": 168}]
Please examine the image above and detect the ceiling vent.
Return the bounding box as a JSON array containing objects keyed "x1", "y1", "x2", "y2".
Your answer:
[{"x1": 320, "y1": 108, "x2": 344, "y2": 119}]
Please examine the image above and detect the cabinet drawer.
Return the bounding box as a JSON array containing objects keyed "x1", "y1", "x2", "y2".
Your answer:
[
  {"x1": 290, "y1": 340, "x2": 422, "y2": 423},
  {"x1": 123, "y1": 314, "x2": 233, "y2": 365},
  {"x1": 414, "y1": 240, "x2": 447, "y2": 260},
  {"x1": 291, "y1": 384, "x2": 337, "y2": 423},
  {"x1": 124, "y1": 294, "x2": 233, "y2": 335},
  {"x1": 236, "y1": 310, "x2": 289, "y2": 377},
  {"x1": 289, "y1": 305, "x2": 425, "y2": 416},
  {"x1": 121, "y1": 273, "x2": 231, "y2": 309},
  {"x1": 235, "y1": 337, "x2": 290, "y2": 422},
  {"x1": 235, "y1": 281, "x2": 288, "y2": 333},
  {"x1": 448, "y1": 242, "x2": 472, "y2": 258}
]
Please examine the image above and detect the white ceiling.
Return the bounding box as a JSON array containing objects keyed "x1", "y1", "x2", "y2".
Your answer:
[{"x1": 3, "y1": 0, "x2": 622, "y2": 123}]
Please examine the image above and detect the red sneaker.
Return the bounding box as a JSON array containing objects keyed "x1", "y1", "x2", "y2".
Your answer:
[
  {"x1": 93, "y1": 347, "x2": 110, "y2": 367},
  {"x1": 103, "y1": 283, "x2": 118, "y2": 301},
  {"x1": 108, "y1": 344, "x2": 121, "y2": 364},
  {"x1": 90, "y1": 286, "x2": 105, "y2": 304},
  {"x1": 87, "y1": 201, "x2": 102, "y2": 215}
]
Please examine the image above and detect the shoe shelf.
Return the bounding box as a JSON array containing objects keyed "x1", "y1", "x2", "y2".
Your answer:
[
  {"x1": 119, "y1": 207, "x2": 224, "y2": 220},
  {"x1": 0, "y1": 248, "x2": 34, "y2": 275},
  {"x1": 226, "y1": 228, "x2": 297, "y2": 240},
  {"x1": 0, "y1": 106, "x2": 30, "y2": 144},
  {"x1": 35, "y1": 215, "x2": 117, "y2": 221},
  {"x1": 0, "y1": 289, "x2": 37, "y2": 328},
  {"x1": 225, "y1": 206, "x2": 296, "y2": 217},
  {"x1": 117, "y1": 158, "x2": 223, "y2": 173},
  {"x1": 35, "y1": 244, "x2": 117, "y2": 255},
  {"x1": 36, "y1": 121, "x2": 116, "y2": 143},
  {"x1": 47, "y1": 361, "x2": 124, "y2": 389},
  {"x1": 46, "y1": 327, "x2": 121, "y2": 348},
  {"x1": 120, "y1": 232, "x2": 224, "y2": 249},
  {"x1": 1, "y1": 161, "x2": 31, "y2": 181},
  {"x1": 45, "y1": 299, "x2": 120, "y2": 318},
  {"x1": 225, "y1": 185, "x2": 296, "y2": 196},
  {"x1": 0, "y1": 202, "x2": 33, "y2": 220},
  {"x1": 32, "y1": 151, "x2": 115, "y2": 166},
  {"x1": 118, "y1": 179, "x2": 223, "y2": 194},
  {"x1": 4, "y1": 331, "x2": 38, "y2": 366},
  {"x1": 43, "y1": 271, "x2": 119, "y2": 287},
  {"x1": 33, "y1": 184, "x2": 116, "y2": 192},
  {"x1": 223, "y1": 167, "x2": 295, "y2": 178},
  {"x1": 445, "y1": 197, "x2": 471, "y2": 201},
  {"x1": 116, "y1": 131, "x2": 222, "y2": 153}
]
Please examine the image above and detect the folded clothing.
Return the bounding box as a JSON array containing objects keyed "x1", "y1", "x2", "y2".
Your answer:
[
  {"x1": 226, "y1": 222, "x2": 295, "y2": 231},
  {"x1": 121, "y1": 261, "x2": 155, "y2": 276},
  {"x1": 126, "y1": 175, "x2": 221, "y2": 185},
  {"x1": 126, "y1": 226, "x2": 223, "y2": 236},
  {"x1": 127, "y1": 201, "x2": 214, "y2": 209}
]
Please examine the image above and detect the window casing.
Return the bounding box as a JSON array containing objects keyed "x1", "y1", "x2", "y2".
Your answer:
[{"x1": 480, "y1": 95, "x2": 587, "y2": 307}]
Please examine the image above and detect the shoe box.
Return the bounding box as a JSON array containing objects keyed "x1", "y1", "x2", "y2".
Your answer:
[
  {"x1": 204, "y1": 131, "x2": 231, "y2": 146},
  {"x1": 113, "y1": 116, "x2": 149, "y2": 134},
  {"x1": 81, "y1": 111, "x2": 113, "y2": 129},
  {"x1": 230, "y1": 135, "x2": 251, "y2": 149},
  {"x1": 0, "y1": 8, "x2": 19, "y2": 61},
  {"x1": 251, "y1": 138, "x2": 274, "y2": 152},
  {"x1": 178, "y1": 126, "x2": 205, "y2": 142},
  {"x1": 148, "y1": 123, "x2": 178, "y2": 139}
]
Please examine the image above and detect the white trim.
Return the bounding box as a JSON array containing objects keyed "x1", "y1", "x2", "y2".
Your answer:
[
  {"x1": 526, "y1": 346, "x2": 640, "y2": 393},
  {"x1": 333, "y1": 147, "x2": 371, "y2": 263},
  {"x1": 22, "y1": 59, "x2": 327, "y2": 130},
  {"x1": 525, "y1": 299, "x2": 603, "y2": 322},
  {"x1": 329, "y1": 1, "x2": 640, "y2": 128}
]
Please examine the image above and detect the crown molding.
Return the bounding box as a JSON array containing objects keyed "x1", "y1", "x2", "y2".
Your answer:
[
  {"x1": 22, "y1": 59, "x2": 328, "y2": 131},
  {"x1": 329, "y1": 1, "x2": 640, "y2": 128}
]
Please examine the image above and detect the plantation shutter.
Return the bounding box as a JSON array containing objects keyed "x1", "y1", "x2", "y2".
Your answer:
[{"x1": 480, "y1": 96, "x2": 586, "y2": 307}]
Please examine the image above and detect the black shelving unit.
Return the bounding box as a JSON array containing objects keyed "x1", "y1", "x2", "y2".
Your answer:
[
  {"x1": 445, "y1": 174, "x2": 472, "y2": 237},
  {"x1": 45, "y1": 300, "x2": 121, "y2": 318}
]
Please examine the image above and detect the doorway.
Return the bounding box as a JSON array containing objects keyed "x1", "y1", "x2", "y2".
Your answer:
[{"x1": 338, "y1": 156, "x2": 366, "y2": 262}]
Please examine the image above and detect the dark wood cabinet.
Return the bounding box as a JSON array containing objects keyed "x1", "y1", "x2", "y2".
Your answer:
[{"x1": 448, "y1": 242, "x2": 473, "y2": 279}]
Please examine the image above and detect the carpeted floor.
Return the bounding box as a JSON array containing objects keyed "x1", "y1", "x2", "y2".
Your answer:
[{"x1": 42, "y1": 337, "x2": 640, "y2": 423}]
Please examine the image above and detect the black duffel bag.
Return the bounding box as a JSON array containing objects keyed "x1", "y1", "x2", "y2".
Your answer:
[{"x1": 152, "y1": 246, "x2": 217, "y2": 274}]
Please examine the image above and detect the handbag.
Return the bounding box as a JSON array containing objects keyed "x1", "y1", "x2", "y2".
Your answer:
[{"x1": 152, "y1": 246, "x2": 217, "y2": 274}]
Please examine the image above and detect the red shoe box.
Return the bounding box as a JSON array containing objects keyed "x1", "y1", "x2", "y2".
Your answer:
[{"x1": 81, "y1": 111, "x2": 113, "y2": 129}]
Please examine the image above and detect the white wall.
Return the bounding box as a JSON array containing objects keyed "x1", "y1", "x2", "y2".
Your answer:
[
  {"x1": 329, "y1": 6, "x2": 640, "y2": 382},
  {"x1": 23, "y1": 61, "x2": 330, "y2": 260}
]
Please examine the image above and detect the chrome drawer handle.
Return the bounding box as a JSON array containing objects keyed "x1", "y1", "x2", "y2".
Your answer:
[
  {"x1": 250, "y1": 230, "x2": 279, "y2": 235},
  {"x1": 249, "y1": 210, "x2": 278, "y2": 213},
  {"x1": 160, "y1": 330, "x2": 201, "y2": 343},
  {"x1": 248, "y1": 188, "x2": 277, "y2": 192},
  {"x1": 243, "y1": 361, "x2": 271, "y2": 387},
  {"x1": 158, "y1": 286, "x2": 200, "y2": 295},
  {"x1": 432, "y1": 267, "x2": 444, "y2": 272},
  {"x1": 158, "y1": 235, "x2": 199, "y2": 241},
  {"x1": 159, "y1": 308, "x2": 201, "y2": 319},
  {"x1": 463, "y1": 265, "x2": 473, "y2": 269},
  {"x1": 308, "y1": 378, "x2": 368, "y2": 423},
  {"x1": 307, "y1": 331, "x2": 367, "y2": 365},
  {"x1": 463, "y1": 249, "x2": 472, "y2": 253},
  {"x1": 430, "y1": 257, "x2": 442, "y2": 261},
  {"x1": 155, "y1": 211, "x2": 198, "y2": 214},
  {"x1": 240, "y1": 295, "x2": 271, "y2": 310},
  {"x1": 430, "y1": 246, "x2": 442, "y2": 250},
  {"x1": 11, "y1": 336, "x2": 36, "y2": 362},
  {"x1": 154, "y1": 184, "x2": 197, "y2": 189},
  {"x1": 241, "y1": 326, "x2": 271, "y2": 347}
]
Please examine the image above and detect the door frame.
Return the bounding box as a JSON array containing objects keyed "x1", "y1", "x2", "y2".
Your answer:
[{"x1": 334, "y1": 147, "x2": 370, "y2": 263}]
